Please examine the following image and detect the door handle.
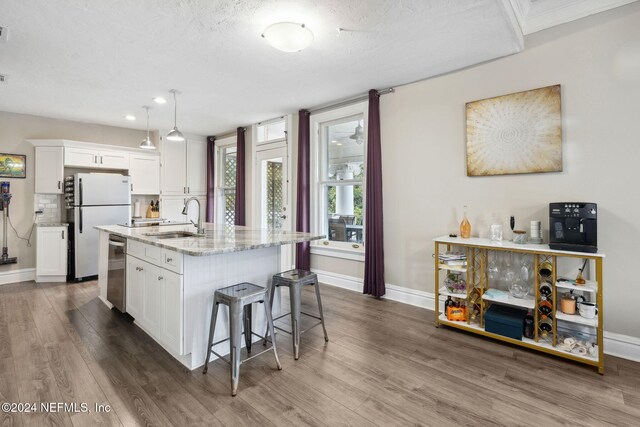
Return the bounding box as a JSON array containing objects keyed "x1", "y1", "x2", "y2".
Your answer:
[
  {"x1": 131, "y1": 184, "x2": 133, "y2": 191},
  {"x1": 79, "y1": 207, "x2": 83, "y2": 233},
  {"x1": 280, "y1": 215, "x2": 287, "y2": 219}
]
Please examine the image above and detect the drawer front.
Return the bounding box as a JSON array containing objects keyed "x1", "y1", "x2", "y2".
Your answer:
[
  {"x1": 128, "y1": 240, "x2": 161, "y2": 264},
  {"x1": 161, "y1": 249, "x2": 183, "y2": 274}
]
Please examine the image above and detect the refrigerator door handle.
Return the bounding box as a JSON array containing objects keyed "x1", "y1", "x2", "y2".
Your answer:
[
  {"x1": 79, "y1": 178, "x2": 83, "y2": 206},
  {"x1": 79, "y1": 208, "x2": 83, "y2": 233}
]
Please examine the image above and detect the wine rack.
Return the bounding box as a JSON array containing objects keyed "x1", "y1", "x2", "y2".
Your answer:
[{"x1": 434, "y1": 236, "x2": 605, "y2": 374}]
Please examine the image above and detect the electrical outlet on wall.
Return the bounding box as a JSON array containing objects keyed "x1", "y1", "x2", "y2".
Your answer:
[{"x1": 0, "y1": 26, "x2": 9, "y2": 43}]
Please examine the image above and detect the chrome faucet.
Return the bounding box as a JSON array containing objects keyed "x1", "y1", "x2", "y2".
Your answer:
[{"x1": 182, "y1": 197, "x2": 205, "y2": 235}]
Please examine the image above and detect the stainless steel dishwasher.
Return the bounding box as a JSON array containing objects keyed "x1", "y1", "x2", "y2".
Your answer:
[{"x1": 106, "y1": 235, "x2": 126, "y2": 312}]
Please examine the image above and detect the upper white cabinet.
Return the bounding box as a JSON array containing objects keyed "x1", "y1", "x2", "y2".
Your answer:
[
  {"x1": 186, "y1": 138, "x2": 207, "y2": 195},
  {"x1": 161, "y1": 136, "x2": 206, "y2": 196},
  {"x1": 130, "y1": 154, "x2": 160, "y2": 195},
  {"x1": 65, "y1": 146, "x2": 129, "y2": 170},
  {"x1": 34, "y1": 146, "x2": 64, "y2": 194}
]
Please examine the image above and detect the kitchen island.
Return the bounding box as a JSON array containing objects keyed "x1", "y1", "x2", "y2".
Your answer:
[{"x1": 95, "y1": 223, "x2": 324, "y2": 370}]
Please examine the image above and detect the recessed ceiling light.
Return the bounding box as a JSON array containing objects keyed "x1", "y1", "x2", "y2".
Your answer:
[
  {"x1": 261, "y1": 22, "x2": 313, "y2": 52},
  {"x1": 153, "y1": 97, "x2": 167, "y2": 104},
  {"x1": 336, "y1": 142, "x2": 343, "y2": 146},
  {"x1": 125, "y1": 115, "x2": 136, "y2": 121},
  {"x1": 331, "y1": 139, "x2": 337, "y2": 144}
]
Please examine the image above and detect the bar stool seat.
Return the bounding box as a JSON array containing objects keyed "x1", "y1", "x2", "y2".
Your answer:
[
  {"x1": 203, "y1": 282, "x2": 281, "y2": 396},
  {"x1": 264, "y1": 269, "x2": 328, "y2": 360}
]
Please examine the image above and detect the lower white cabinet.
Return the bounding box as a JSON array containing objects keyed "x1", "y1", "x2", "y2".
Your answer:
[
  {"x1": 126, "y1": 250, "x2": 184, "y2": 355},
  {"x1": 36, "y1": 225, "x2": 68, "y2": 282}
]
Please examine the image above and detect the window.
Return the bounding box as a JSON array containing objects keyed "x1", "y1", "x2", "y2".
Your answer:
[
  {"x1": 256, "y1": 118, "x2": 286, "y2": 144},
  {"x1": 216, "y1": 136, "x2": 237, "y2": 225},
  {"x1": 311, "y1": 102, "x2": 367, "y2": 254}
]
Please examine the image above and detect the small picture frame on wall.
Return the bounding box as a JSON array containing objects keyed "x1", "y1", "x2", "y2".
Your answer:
[{"x1": 0, "y1": 153, "x2": 27, "y2": 178}]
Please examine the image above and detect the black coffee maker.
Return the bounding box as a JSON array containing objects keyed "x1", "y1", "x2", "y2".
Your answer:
[{"x1": 549, "y1": 203, "x2": 597, "y2": 253}]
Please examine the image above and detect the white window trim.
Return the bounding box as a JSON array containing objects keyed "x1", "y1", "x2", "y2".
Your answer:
[
  {"x1": 310, "y1": 101, "x2": 368, "y2": 259},
  {"x1": 215, "y1": 135, "x2": 237, "y2": 225}
]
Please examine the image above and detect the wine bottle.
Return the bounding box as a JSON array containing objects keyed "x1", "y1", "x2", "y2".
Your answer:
[
  {"x1": 460, "y1": 205, "x2": 471, "y2": 239},
  {"x1": 523, "y1": 310, "x2": 534, "y2": 339}
]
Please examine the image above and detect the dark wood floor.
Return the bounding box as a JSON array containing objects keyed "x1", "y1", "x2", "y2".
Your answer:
[{"x1": 1, "y1": 280, "x2": 639, "y2": 427}]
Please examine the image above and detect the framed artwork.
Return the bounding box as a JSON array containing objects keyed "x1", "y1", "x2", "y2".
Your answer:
[
  {"x1": 0, "y1": 153, "x2": 27, "y2": 178},
  {"x1": 465, "y1": 85, "x2": 562, "y2": 176}
]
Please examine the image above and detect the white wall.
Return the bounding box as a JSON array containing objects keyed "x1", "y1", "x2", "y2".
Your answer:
[
  {"x1": 309, "y1": 3, "x2": 640, "y2": 338},
  {"x1": 0, "y1": 111, "x2": 147, "y2": 273}
]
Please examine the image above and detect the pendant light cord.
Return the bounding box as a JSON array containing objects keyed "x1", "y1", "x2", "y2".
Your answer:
[{"x1": 173, "y1": 90, "x2": 178, "y2": 127}]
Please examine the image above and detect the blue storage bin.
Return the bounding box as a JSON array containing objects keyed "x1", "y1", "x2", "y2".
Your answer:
[{"x1": 485, "y1": 304, "x2": 527, "y2": 340}]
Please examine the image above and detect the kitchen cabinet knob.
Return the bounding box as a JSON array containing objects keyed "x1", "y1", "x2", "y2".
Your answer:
[
  {"x1": 61, "y1": 230, "x2": 65, "y2": 239},
  {"x1": 166, "y1": 258, "x2": 172, "y2": 263},
  {"x1": 183, "y1": 187, "x2": 186, "y2": 194},
  {"x1": 94, "y1": 155, "x2": 98, "y2": 163},
  {"x1": 58, "y1": 181, "x2": 61, "y2": 189},
  {"x1": 158, "y1": 276, "x2": 163, "y2": 281},
  {"x1": 100, "y1": 156, "x2": 104, "y2": 164},
  {"x1": 187, "y1": 187, "x2": 190, "y2": 193}
]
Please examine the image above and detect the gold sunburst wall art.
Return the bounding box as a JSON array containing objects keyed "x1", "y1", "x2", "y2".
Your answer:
[{"x1": 465, "y1": 85, "x2": 562, "y2": 176}]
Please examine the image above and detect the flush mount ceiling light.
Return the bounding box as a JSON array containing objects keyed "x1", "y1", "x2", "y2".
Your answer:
[
  {"x1": 350, "y1": 121, "x2": 364, "y2": 144},
  {"x1": 140, "y1": 106, "x2": 156, "y2": 150},
  {"x1": 153, "y1": 97, "x2": 167, "y2": 104},
  {"x1": 166, "y1": 89, "x2": 185, "y2": 142},
  {"x1": 125, "y1": 114, "x2": 136, "y2": 121},
  {"x1": 261, "y1": 22, "x2": 313, "y2": 52}
]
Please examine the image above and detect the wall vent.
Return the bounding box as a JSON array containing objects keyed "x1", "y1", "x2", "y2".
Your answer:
[{"x1": 0, "y1": 26, "x2": 8, "y2": 43}]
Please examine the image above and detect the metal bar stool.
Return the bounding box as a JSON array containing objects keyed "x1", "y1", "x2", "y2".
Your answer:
[
  {"x1": 264, "y1": 269, "x2": 329, "y2": 360},
  {"x1": 203, "y1": 282, "x2": 281, "y2": 396}
]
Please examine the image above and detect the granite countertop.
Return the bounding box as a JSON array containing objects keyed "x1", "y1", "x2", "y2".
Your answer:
[
  {"x1": 37, "y1": 222, "x2": 69, "y2": 227},
  {"x1": 95, "y1": 223, "x2": 325, "y2": 256}
]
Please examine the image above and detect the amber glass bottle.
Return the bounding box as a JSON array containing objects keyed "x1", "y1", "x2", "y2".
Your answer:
[{"x1": 460, "y1": 205, "x2": 471, "y2": 239}]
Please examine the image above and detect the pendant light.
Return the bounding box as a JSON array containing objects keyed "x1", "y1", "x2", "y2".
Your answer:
[
  {"x1": 166, "y1": 89, "x2": 185, "y2": 141},
  {"x1": 350, "y1": 121, "x2": 364, "y2": 145},
  {"x1": 139, "y1": 106, "x2": 156, "y2": 150}
]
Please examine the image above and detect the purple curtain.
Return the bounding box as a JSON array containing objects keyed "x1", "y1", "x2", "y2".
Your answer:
[
  {"x1": 295, "y1": 110, "x2": 311, "y2": 270},
  {"x1": 363, "y1": 90, "x2": 385, "y2": 297},
  {"x1": 205, "y1": 136, "x2": 216, "y2": 222},
  {"x1": 234, "y1": 127, "x2": 246, "y2": 226}
]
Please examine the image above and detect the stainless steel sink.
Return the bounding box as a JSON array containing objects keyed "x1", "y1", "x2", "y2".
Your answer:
[{"x1": 144, "y1": 231, "x2": 204, "y2": 239}]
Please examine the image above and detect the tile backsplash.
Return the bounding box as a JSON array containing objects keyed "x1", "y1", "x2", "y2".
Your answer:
[{"x1": 34, "y1": 194, "x2": 61, "y2": 223}]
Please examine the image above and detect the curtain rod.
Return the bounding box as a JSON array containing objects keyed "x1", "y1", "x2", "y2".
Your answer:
[{"x1": 309, "y1": 87, "x2": 394, "y2": 115}]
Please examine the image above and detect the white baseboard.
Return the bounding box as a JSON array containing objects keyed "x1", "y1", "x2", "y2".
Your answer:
[
  {"x1": 314, "y1": 269, "x2": 640, "y2": 363},
  {"x1": 0, "y1": 268, "x2": 36, "y2": 285},
  {"x1": 604, "y1": 331, "x2": 640, "y2": 363}
]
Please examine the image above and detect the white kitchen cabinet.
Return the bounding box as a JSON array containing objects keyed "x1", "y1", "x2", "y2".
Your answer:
[
  {"x1": 36, "y1": 225, "x2": 68, "y2": 282},
  {"x1": 64, "y1": 146, "x2": 129, "y2": 170},
  {"x1": 99, "y1": 149, "x2": 130, "y2": 169},
  {"x1": 161, "y1": 136, "x2": 206, "y2": 196},
  {"x1": 34, "y1": 146, "x2": 64, "y2": 194},
  {"x1": 142, "y1": 263, "x2": 163, "y2": 335},
  {"x1": 126, "y1": 250, "x2": 184, "y2": 355},
  {"x1": 126, "y1": 256, "x2": 145, "y2": 320},
  {"x1": 130, "y1": 154, "x2": 160, "y2": 195},
  {"x1": 65, "y1": 147, "x2": 97, "y2": 168},
  {"x1": 161, "y1": 196, "x2": 205, "y2": 224},
  {"x1": 186, "y1": 138, "x2": 207, "y2": 195},
  {"x1": 161, "y1": 270, "x2": 183, "y2": 354}
]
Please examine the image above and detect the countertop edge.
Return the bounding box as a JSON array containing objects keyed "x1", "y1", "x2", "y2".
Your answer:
[{"x1": 96, "y1": 225, "x2": 325, "y2": 256}]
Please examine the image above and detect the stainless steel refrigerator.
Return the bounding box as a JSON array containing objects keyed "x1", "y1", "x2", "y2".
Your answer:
[{"x1": 66, "y1": 173, "x2": 131, "y2": 280}]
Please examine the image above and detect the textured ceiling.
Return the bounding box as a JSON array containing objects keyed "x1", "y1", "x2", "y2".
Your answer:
[{"x1": 1, "y1": 0, "x2": 527, "y2": 135}]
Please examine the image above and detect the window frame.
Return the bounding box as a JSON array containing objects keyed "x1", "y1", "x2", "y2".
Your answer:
[
  {"x1": 310, "y1": 101, "x2": 368, "y2": 259},
  {"x1": 215, "y1": 135, "x2": 237, "y2": 225}
]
